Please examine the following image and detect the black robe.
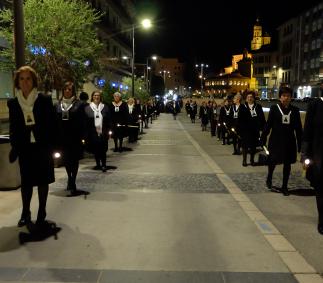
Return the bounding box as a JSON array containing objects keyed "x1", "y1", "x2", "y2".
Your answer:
[
  {"x1": 240, "y1": 103, "x2": 266, "y2": 148},
  {"x1": 55, "y1": 99, "x2": 85, "y2": 162},
  {"x1": 84, "y1": 103, "x2": 111, "y2": 153},
  {"x1": 109, "y1": 102, "x2": 129, "y2": 138},
  {"x1": 302, "y1": 98, "x2": 323, "y2": 188},
  {"x1": 7, "y1": 94, "x2": 56, "y2": 186},
  {"x1": 261, "y1": 103, "x2": 302, "y2": 164}
]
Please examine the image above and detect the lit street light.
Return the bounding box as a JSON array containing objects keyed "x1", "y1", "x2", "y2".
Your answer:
[
  {"x1": 146, "y1": 55, "x2": 157, "y2": 94},
  {"x1": 196, "y1": 63, "x2": 208, "y2": 96},
  {"x1": 159, "y1": 70, "x2": 170, "y2": 91},
  {"x1": 131, "y1": 18, "x2": 152, "y2": 97}
]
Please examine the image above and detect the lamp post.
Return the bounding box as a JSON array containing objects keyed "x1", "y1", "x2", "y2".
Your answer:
[
  {"x1": 160, "y1": 70, "x2": 170, "y2": 92},
  {"x1": 131, "y1": 19, "x2": 152, "y2": 97},
  {"x1": 145, "y1": 55, "x2": 157, "y2": 93},
  {"x1": 196, "y1": 63, "x2": 208, "y2": 96},
  {"x1": 13, "y1": 0, "x2": 25, "y2": 68}
]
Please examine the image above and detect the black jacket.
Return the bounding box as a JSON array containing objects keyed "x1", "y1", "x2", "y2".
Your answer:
[
  {"x1": 261, "y1": 103, "x2": 302, "y2": 164},
  {"x1": 302, "y1": 98, "x2": 323, "y2": 188}
]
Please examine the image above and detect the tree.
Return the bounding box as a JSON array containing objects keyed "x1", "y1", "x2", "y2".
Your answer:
[
  {"x1": 101, "y1": 82, "x2": 117, "y2": 105},
  {"x1": 121, "y1": 77, "x2": 150, "y2": 102},
  {"x1": 0, "y1": 0, "x2": 103, "y2": 91}
]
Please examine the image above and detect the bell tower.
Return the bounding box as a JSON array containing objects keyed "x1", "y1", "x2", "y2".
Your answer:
[{"x1": 251, "y1": 18, "x2": 263, "y2": 50}]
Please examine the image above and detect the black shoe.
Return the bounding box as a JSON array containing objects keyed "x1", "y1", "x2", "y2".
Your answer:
[
  {"x1": 279, "y1": 187, "x2": 289, "y2": 196},
  {"x1": 266, "y1": 178, "x2": 272, "y2": 190},
  {"x1": 93, "y1": 165, "x2": 101, "y2": 170},
  {"x1": 232, "y1": 151, "x2": 238, "y2": 155},
  {"x1": 242, "y1": 161, "x2": 247, "y2": 167},
  {"x1": 250, "y1": 161, "x2": 256, "y2": 166},
  {"x1": 101, "y1": 166, "x2": 107, "y2": 172},
  {"x1": 118, "y1": 147, "x2": 123, "y2": 152},
  {"x1": 18, "y1": 216, "x2": 32, "y2": 227},
  {"x1": 318, "y1": 224, "x2": 323, "y2": 235}
]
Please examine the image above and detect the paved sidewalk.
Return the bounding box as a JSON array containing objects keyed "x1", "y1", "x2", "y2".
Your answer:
[{"x1": 0, "y1": 113, "x2": 322, "y2": 283}]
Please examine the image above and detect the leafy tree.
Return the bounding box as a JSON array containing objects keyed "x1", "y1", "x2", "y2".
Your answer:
[
  {"x1": 101, "y1": 81, "x2": 117, "y2": 105},
  {"x1": 121, "y1": 77, "x2": 150, "y2": 102},
  {"x1": 0, "y1": 0, "x2": 103, "y2": 91}
]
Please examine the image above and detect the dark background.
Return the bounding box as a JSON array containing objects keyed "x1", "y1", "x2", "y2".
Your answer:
[{"x1": 135, "y1": 0, "x2": 321, "y2": 85}]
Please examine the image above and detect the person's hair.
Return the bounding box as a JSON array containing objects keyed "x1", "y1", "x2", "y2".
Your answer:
[
  {"x1": 128, "y1": 97, "x2": 134, "y2": 104},
  {"x1": 279, "y1": 86, "x2": 292, "y2": 97},
  {"x1": 113, "y1": 91, "x2": 122, "y2": 97},
  {"x1": 14, "y1": 65, "x2": 38, "y2": 89},
  {"x1": 90, "y1": 90, "x2": 102, "y2": 102},
  {"x1": 62, "y1": 81, "x2": 76, "y2": 97},
  {"x1": 79, "y1": 91, "x2": 89, "y2": 101},
  {"x1": 234, "y1": 93, "x2": 242, "y2": 101},
  {"x1": 246, "y1": 91, "x2": 256, "y2": 99}
]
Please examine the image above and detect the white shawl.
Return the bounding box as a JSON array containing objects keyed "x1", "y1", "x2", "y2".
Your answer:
[
  {"x1": 16, "y1": 88, "x2": 38, "y2": 126},
  {"x1": 90, "y1": 102, "x2": 104, "y2": 135}
]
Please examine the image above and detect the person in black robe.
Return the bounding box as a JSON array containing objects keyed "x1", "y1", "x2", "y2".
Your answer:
[
  {"x1": 230, "y1": 93, "x2": 243, "y2": 154},
  {"x1": 199, "y1": 101, "x2": 209, "y2": 131},
  {"x1": 240, "y1": 91, "x2": 265, "y2": 166},
  {"x1": 209, "y1": 102, "x2": 218, "y2": 137},
  {"x1": 189, "y1": 101, "x2": 198, "y2": 123},
  {"x1": 109, "y1": 92, "x2": 129, "y2": 152},
  {"x1": 261, "y1": 87, "x2": 302, "y2": 196},
  {"x1": 218, "y1": 98, "x2": 233, "y2": 145},
  {"x1": 127, "y1": 97, "x2": 140, "y2": 143},
  {"x1": 301, "y1": 84, "x2": 323, "y2": 234},
  {"x1": 84, "y1": 90, "x2": 111, "y2": 172},
  {"x1": 7, "y1": 66, "x2": 56, "y2": 227},
  {"x1": 55, "y1": 81, "x2": 85, "y2": 196}
]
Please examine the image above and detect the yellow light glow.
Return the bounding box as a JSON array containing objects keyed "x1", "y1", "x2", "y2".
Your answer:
[{"x1": 142, "y1": 19, "x2": 152, "y2": 29}]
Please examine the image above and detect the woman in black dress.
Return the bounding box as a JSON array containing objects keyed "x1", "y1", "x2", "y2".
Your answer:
[
  {"x1": 127, "y1": 97, "x2": 140, "y2": 143},
  {"x1": 7, "y1": 66, "x2": 56, "y2": 227},
  {"x1": 302, "y1": 84, "x2": 323, "y2": 234},
  {"x1": 240, "y1": 91, "x2": 265, "y2": 166},
  {"x1": 110, "y1": 92, "x2": 129, "y2": 152},
  {"x1": 84, "y1": 90, "x2": 111, "y2": 172},
  {"x1": 261, "y1": 87, "x2": 302, "y2": 196},
  {"x1": 55, "y1": 81, "x2": 85, "y2": 196}
]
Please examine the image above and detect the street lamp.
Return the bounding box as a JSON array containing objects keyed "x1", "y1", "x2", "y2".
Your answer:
[
  {"x1": 159, "y1": 70, "x2": 170, "y2": 91},
  {"x1": 131, "y1": 18, "x2": 152, "y2": 97},
  {"x1": 145, "y1": 55, "x2": 157, "y2": 93},
  {"x1": 196, "y1": 63, "x2": 208, "y2": 96}
]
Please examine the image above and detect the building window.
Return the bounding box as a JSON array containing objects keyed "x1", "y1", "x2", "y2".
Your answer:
[
  {"x1": 310, "y1": 58, "x2": 315, "y2": 68},
  {"x1": 316, "y1": 39, "x2": 321, "y2": 49},
  {"x1": 312, "y1": 21, "x2": 317, "y2": 32},
  {"x1": 305, "y1": 25, "x2": 309, "y2": 35},
  {"x1": 316, "y1": 58, "x2": 320, "y2": 67},
  {"x1": 311, "y1": 40, "x2": 316, "y2": 50},
  {"x1": 304, "y1": 43, "x2": 308, "y2": 52},
  {"x1": 303, "y1": 60, "x2": 307, "y2": 70}
]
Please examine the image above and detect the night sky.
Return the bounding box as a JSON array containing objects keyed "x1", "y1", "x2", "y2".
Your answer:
[{"x1": 135, "y1": 0, "x2": 321, "y2": 84}]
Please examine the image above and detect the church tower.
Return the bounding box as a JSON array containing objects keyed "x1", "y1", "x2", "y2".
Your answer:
[{"x1": 251, "y1": 18, "x2": 263, "y2": 50}]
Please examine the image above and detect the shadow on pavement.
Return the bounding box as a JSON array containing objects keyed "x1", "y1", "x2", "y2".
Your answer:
[
  {"x1": 289, "y1": 188, "x2": 316, "y2": 197},
  {"x1": 19, "y1": 221, "x2": 61, "y2": 245},
  {"x1": 50, "y1": 189, "x2": 90, "y2": 198}
]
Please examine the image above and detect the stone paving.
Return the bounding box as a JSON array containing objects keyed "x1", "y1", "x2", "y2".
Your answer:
[{"x1": 0, "y1": 112, "x2": 322, "y2": 283}]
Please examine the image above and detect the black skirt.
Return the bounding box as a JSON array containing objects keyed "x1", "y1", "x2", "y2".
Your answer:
[{"x1": 19, "y1": 144, "x2": 55, "y2": 187}]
